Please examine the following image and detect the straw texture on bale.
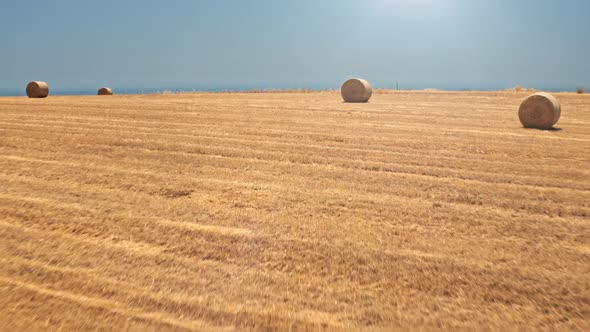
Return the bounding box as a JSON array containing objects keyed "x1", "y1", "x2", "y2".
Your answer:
[
  {"x1": 518, "y1": 92, "x2": 561, "y2": 129},
  {"x1": 26, "y1": 81, "x2": 49, "y2": 98},
  {"x1": 341, "y1": 78, "x2": 372, "y2": 103},
  {"x1": 98, "y1": 87, "x2": 113, "y2": 96}
]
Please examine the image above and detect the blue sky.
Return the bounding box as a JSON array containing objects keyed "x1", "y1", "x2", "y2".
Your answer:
[{"x1": 1, "y1": 0, "x2": 589, "y2": 94}]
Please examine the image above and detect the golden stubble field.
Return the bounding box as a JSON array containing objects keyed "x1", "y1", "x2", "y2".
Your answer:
[{"x1": 0, "y1": 90, "x2": 589, "y2": 330}]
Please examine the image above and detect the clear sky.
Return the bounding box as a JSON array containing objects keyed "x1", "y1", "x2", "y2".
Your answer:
[{"x1": 1, "y1": 0, "x2": 589, "y2": 94}]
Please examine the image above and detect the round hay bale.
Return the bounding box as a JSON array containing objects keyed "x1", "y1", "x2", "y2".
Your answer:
[
  {"x1": 518, "y1": 92, "x2": 561, "y2": 129},
  {"x1": 26, "y1": 81, "x2": 49, "y2": 98},
  {"x1": 98, "y1": 87, "x2": 113, "y2": 95},
  {"x1": 341, "y1": 78, "x2": 372, "y2": 103}
]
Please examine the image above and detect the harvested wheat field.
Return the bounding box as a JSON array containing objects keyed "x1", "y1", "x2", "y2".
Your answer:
[{"x1": 0, "y1": 91, "x2": 589, "y2": 330}]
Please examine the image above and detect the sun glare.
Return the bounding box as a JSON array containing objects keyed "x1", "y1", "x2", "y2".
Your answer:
[{"x1": 374, "y1": 0, "x2": 448, "y2": 12}]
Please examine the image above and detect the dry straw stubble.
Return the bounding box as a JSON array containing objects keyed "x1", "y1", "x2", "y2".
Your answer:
[
  {"x1": 0, "y1": 91, "x2": 589, "y2": 330},
  {"x1": 26, "y1": 81, "x2": 49, "y2": 98},
  {"x1": 341, "y1": 78, "x2": 372, "y2": 103},
  {"x1": 518, "y1": 92, "x2": 561, "y2": 130}
]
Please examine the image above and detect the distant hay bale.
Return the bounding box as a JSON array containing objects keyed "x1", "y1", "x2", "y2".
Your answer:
[
  {"x1": 518, "y1": 92, "x2": 561, "y2": 130},
  {"x1": 341, "y1": 78, "x2": 372, "y2": 103},
  {"x1": 506, "y1": 86, "x2": 536, "y2": 93},
  {"x1": 98, "y1": 87, "x2": 113, "y2": 95},
  {"x1": 26, "y1": 81, "x2": 49, "y2": 98},
  {"x1": 576, "y1": 87, "x2": 585, "y2": 94}
]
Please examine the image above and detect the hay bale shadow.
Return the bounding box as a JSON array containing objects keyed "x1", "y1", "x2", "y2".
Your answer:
[{"x1": 523, "y1": 127, "x2": 563, "y2": 131}]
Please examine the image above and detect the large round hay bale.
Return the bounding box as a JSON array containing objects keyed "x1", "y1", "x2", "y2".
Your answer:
[
  {"x1": 518, "y1": 92, "x2": 561, "y2": 129},
  {"x1": 97, "y1": 87, "x2": 113, "y2": 95},
  {"x1": 26, "y1": 81, "x2": 49, "y2": 98},
  {"x1": 341, "y1": 78, "x2": 372, "y2": 103}
]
